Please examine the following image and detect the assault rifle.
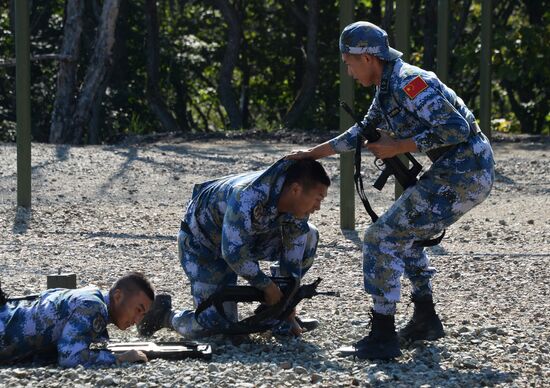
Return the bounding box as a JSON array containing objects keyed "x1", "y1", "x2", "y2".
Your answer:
[
  {"x1": 340, "y1": 101, "x2": 445, "y2": 247},
  {"x1": 195, "y1": 277, "x2": 339, "y2": 335},
  {"x1": 340, "y1": 101, "x2": 423, "y2": 192},
  {"x1": 106, "y1": 341, "x2": 212, "y2": 361}
]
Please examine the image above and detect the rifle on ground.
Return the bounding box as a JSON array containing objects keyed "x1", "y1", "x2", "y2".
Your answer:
[
  {"x1": 195, "y1": 277, "x2": 339, "y2": 335},
  {"x1": 0, "y1": 282, "x2": 40, "y2": 306},
  {"x1": 106, "y1": 341, "x2": 212, "y2": 361},
  {"x1": 340, "y1": 101, "x2": 444, "y2": 247}
]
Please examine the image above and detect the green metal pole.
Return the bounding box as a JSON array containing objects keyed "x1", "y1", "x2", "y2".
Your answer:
[
  {"x1": 394, "y1": 0, "x2": 410, "y2": 199},
  {"x1": 395, "y1": 1, "x2": 411, "y2": 61},
  {"x1": 16, "y1": 0, "x2": 32, "y2": 208},
  {"x1": 437, "y1": 0, "x2": 449, "y2": 84},
  {"x1": 480, "y1": 0, "x2": 492, "y2": 140},
  {"x1": 339, "y1": 0, "x2": 355, "y2": 230}
]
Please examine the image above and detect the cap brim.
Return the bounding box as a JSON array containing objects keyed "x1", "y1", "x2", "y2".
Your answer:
[{"x1": 385, "y1": 47, "x2": 403, "y2": 61}]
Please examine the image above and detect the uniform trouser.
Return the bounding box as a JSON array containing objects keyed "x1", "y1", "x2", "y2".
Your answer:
[
  {"x1": 172, "y1": 223, "x2": 319, "y2": 338},
  {"x1": 363, "y1": 156, "x2": 494, "y2": 315}
]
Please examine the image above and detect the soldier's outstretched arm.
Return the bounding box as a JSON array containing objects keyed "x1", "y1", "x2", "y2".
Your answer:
[{"x1": 285, "y1": 141, "x2": 335, "y2": 161}]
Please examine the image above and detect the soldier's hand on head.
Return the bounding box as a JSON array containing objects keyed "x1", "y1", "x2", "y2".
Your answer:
[
  {"x1": 263, "y1": 281, "x2": 284, "y2": 306},
  {"x1": 285, "y1": 149, "x2": 313, "y2": 160},
  {"x1": 285, "y1": 142, "x2": 335, "y2": 160},
  {"x1": 115, "y1": 349, "x2": 148, "y2": 364}
]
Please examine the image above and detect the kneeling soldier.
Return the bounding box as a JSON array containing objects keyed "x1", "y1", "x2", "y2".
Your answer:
[
  {"x1": 139, "y1": 159, "x2": 330, "y2": 338},
  {"x1": 0, "y1": 272, "x2": 154, "y2": 367}
]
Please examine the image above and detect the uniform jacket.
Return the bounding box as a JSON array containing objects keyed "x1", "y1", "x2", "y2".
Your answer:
[
  {"x1": 330, "y1": 58, "x2": 490, "y2": 164},
  {"x1": 181, "y1": 159, "x2": 310, "y2": 289},
  {"x1": 0, "y1": 286, "x2": 116, "y2": 367}
]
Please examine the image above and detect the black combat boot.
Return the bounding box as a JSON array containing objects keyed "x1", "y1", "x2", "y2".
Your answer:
[
  {"x1": 351, "y1": 310, "x2": 402, "y2": 360},
  {"x1": 137, "y1": 294, "x2": 173, "y2": 337},
  {"x1": 398, "y1": 294, "x2": 445, "y2": 342}
]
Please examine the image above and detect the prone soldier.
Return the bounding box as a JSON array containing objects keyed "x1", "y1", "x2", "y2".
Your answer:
[{"x1": 0, "y1": 272, "x2": 154, "y2": 367}]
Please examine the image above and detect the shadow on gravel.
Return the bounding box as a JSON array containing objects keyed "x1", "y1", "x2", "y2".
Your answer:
[
  {"x1": 55, "y1": 144, "x2": 70, "y2": 161},
  {"x1": 361, "y1": 343, "x2": 517, "y2": 386},
  {"x1": 341, "y1": 229, "x2": 363, "y2": 250},
  {"x1": 84, "y1": 231, "x2": 176, "y2": 241},
  {"x1": 59, "y1": 230, "x2": 176, "y2": 242},
  {"x1": 97, "y1": 147, "x2": 138, "y2": 197},
  {"x1": 208, "y1": 336, "x2": 351, "y2": 372},
  {"x1": 12, "y1": 207, "x2": 31, "y2": 235},
  {"x1": 0, "y1": 145, "x2": 71, "y2": 182},
  {"x1": 152, "y1": 144, "x2": 275, "y2": 170},
  {"x1": 495, "y1": 170, "x2": 515, "y2": 185}
]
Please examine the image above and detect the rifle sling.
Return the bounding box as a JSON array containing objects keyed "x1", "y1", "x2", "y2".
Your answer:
[{"x1": 354, "y1": 134, "x2": 445, "y2": 248}]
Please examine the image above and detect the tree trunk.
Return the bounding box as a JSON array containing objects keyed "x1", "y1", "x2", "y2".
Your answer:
[
  {"x1": 170, "y1": 66, "x2": 190, "y2": 132},
  {"x1": 289, "y1": 1, "x2": 306, "y2": 93},
  {"x1": 523, "y1": 0, "x2": 543, "y2": 25},
  {"x1": 382, "y1": 0, "x2": 394, "y2": 46},
  {"x1": 283, "y1": 0, "x2": 319, "y2": 129},
  {"x1": 422, "y1": 0, "x2": 437, "y2": 71},
  {"x1": 89, "y1": 0, "x2": 126, "y2": 144},
  {"x1": 49, "y1": 0, "x2": 84, "y2": 144},
  {"x1": 370, "y1": 0, "x2": 382, "y2": 25},
  {"x1": 239, "y1": 37, "x2": 250, "y2": 129},
  {"x1": 213, "y1": 0, "x2": 243, "y2": 129},
  {"x1": 449, "y1": 0, "x2": 471, "y2": 52},
  {"x1": 501, "y1": 79, "x2": 535, "y2": 134},
  {"x1": 70, "y1": 0, "x2": 121, "y2": 144},
  {"x1": 145, "y1": 0, "x2": 179, "y2": 132}
]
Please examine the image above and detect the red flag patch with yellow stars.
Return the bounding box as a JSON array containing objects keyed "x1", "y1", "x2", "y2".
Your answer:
[{"x1": 403, "y1": 76, "x2": 428, "y2": 99}]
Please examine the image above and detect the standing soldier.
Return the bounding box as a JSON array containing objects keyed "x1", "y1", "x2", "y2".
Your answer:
[
  {"x1": 0, "y1": 272, "x2": 154, "y2": 366},
  {"x1": 138, "y1": 159, "x2": 330, "y2": 338},
  {"x1": 287, "y1": 21, "x2": 494, "y2": 359}
]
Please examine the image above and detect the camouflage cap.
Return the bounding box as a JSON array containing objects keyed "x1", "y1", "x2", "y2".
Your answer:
[{"x1": 339, "y1": 21, "x2": 402, "y2": 61}]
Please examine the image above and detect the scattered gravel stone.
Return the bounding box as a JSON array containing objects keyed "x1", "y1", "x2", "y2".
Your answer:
[
  {"x1": 310, "y1": 373, "x2": 322, "y2": 384},
  {"x1": 279, "y1": 361, "x2": 292, "y2": 370},
  {"x1": 0, "y1": 137, "x2": 548, "y2": 387}
]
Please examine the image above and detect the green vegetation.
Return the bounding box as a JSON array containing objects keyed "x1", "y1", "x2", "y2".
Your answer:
[{"x1": 0, "y1": 0, "x2": 548, "y2": 143}]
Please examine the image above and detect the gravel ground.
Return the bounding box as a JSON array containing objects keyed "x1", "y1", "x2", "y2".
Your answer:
[{"x1": 0, "y1": 133, "x2": 549, "y2": 387}]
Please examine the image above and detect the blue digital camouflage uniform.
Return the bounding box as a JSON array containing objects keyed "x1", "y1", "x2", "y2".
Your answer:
[
  {"x1": 172, "y1": 159, "x2": 319, "y2": 337},
  {"x1": 0, "y1": 287, "x2": 116, "y2": 367},
  {"x1": 330, "y1": 58, "x2": 495, "y2": 315}
]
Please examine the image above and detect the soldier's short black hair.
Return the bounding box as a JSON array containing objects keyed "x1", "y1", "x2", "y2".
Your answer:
[
  {"x1": 283, "y1": 159, "x2": 331, "y2": 191},
  {"x1": 110, "y1": 272, "x2": 155, "y2": 301}
]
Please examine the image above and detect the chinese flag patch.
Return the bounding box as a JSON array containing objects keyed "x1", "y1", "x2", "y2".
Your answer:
[{"x1": 403, "y1": 76, "x2": 428, "y2": 99}]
